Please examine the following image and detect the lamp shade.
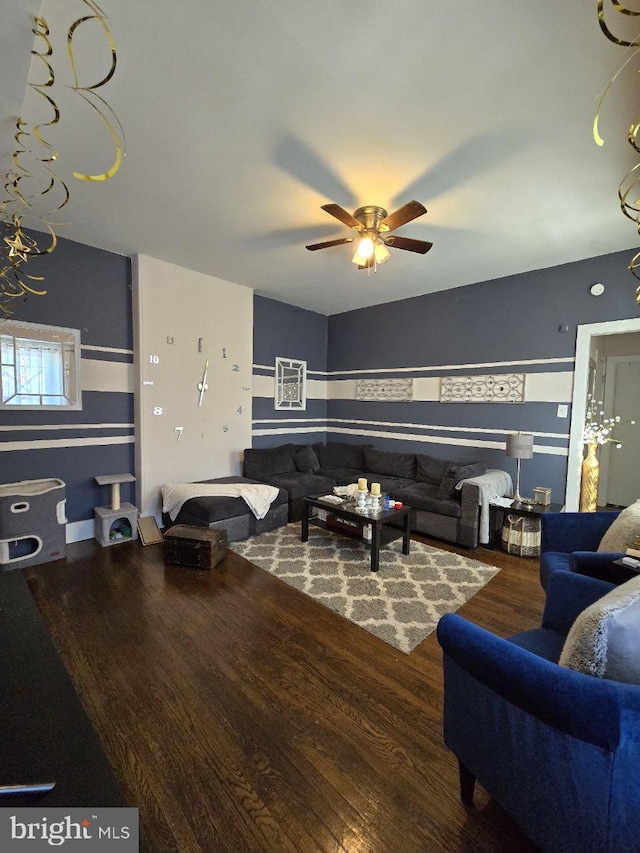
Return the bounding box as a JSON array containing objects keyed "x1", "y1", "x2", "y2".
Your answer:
[{"x1": 506, "y1": 433, "x2": 534, "y2": 459}]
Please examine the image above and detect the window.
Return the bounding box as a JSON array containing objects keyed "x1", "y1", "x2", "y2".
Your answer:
[
  {"x1": 274, "y1": 356, "x2": 306, "y2": 410},
  {"x1": 0, "y1": 320, "x2": 81, "y2": 410}
]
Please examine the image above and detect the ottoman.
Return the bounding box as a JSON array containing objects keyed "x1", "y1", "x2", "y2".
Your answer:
[{"x1": 162, "y1": 476, "x2": 289, "y2": 542}]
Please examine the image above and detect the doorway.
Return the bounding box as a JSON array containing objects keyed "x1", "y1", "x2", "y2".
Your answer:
[
  {"x1": 566, "y1": 318, "x2": 640, "y2": 511},
  {"x1": 598, "y1": 356, "x2": 640, "y2": 507}
]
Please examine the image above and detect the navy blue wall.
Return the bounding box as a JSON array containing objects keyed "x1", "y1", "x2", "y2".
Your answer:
[
  {"x1": 328, "y1": 249, "x2": 640, "y2": 501},
  {"x1": 252, "y1": 295, "x2": 328, "y2": 447},
  {"x1": 0, "y1": 233, "x2": 134, "y2": 528}
]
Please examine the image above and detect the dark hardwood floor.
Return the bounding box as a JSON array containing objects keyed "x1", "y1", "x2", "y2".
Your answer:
[{"x1": 23, "y1": 531, "x2": 545, "y2": 853}]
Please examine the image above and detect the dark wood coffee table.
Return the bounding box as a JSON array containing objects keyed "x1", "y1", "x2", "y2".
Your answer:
[{"x1": 301, "y1": 496, "x2": 411, "y2": 572}]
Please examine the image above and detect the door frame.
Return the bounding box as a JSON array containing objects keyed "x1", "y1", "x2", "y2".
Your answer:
[{"x1": 566, "y1": 317, "x2": 640, "y2": 510}]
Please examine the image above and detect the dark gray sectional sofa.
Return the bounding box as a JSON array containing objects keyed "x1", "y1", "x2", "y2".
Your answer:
[{"x1": 242, "y1": 441, "x2": 488, "y2": 548}]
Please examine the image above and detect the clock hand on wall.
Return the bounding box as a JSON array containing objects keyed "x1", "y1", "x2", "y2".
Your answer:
[{"x1": 197, "y1": 360, "x2": 209, "y2": 407}]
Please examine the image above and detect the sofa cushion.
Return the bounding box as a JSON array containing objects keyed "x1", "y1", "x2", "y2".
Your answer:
[
  {"x1": 176, "y1": 476, "x2": 288, "y2": 523},
  {"x1": 559, "y1": 575, "x2": 640, "y2": 683},
  {"x1": 256, "y1": 472, "x2": 336, "y2": 502},
  {"x1": 416, "y1": 453, "x2": 451, "y2": 485},
  {"x1": 315, "y1": 442, "x2": 370, "y2": 470},
  {"x1": 316, "y1": 467, "x2": 364, "y2": 486},
  {"x1": 597, "y1": 499, "x2": 640, "y2": 553},
  {"x1": 243, "y1": 444, "x2": 296, "y2": 479},
  {"x1": 396, "y1": 482, "x2": 461, "y2": 519},
  {"x1": 368, "y1": 476, "x2": 415, "y2": 496},
  {"x1": 294, "y1": 445, "x2": 320, "y2": 474},
  {"x1": 437, "y1": 461, "x2": 487, "y2": 500},
  {"x1": 363, "y1": 447, "x2": 416, "y2": 479}
]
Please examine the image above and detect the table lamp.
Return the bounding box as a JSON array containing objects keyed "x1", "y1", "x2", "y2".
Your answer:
[{"x1": 506, "y1": 432, "x2": 534, "y2": 502}]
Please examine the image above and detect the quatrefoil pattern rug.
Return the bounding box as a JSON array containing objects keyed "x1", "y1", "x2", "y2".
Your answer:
[{"x1": 231, "y1": 523, "x2": 499, "y2": 653}]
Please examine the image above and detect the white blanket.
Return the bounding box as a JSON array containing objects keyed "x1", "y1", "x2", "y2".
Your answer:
[
  {"x1": 162, "y1": 482, "x2": 280, "y2": 522},
  {"x1": 455, "y1": 469, "x2": 513, "y2": 545}
]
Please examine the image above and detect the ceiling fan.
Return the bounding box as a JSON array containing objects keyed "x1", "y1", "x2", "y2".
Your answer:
[{"x1": 306, "y1": 200, "x2": 433, "y2": 269}]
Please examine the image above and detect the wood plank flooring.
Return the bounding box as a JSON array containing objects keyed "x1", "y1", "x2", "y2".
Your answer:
[{"x1": 23, "y1": 532, "x2": 546, "y2": 853}]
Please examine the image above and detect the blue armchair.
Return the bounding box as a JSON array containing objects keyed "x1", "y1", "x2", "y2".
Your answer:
[
  {"x1": 539, "y1": 510, "x2": 624, "y2": 589},
  {"x1": 437, "y1": 570, "x2": 640, "y2": 853}
]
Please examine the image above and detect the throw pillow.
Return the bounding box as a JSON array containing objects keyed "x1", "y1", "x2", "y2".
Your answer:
[
  {"x1": 559, "y1": 575, "x2": 640, "y2": 684},
  {"x1": 294, "y1": 445, "x2": 320, "y2": 474},
  {"x1": 363, "y1": 447, "x2": 416, "y2": 479},
  {"x1": 416, "y1": 453, "x2": 451, "y2": 485},
  {"x1": 243, "y1": 444, "x2": 296, "y2": 479},
  {"x1": 315, "y1": 442, "x2": 370, "y2": 469},
  {"x1": 597, "y1": 500, "x2": 640, "y2": 553},
  {"x1": 437, "y1": 462, "x2": 487, "y2": 500}
]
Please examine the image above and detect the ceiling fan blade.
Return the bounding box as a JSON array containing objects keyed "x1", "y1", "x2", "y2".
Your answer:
[
  {"x1": 380, "y1": 200, "x2": 427, "y2": 232},
  {"x1": 306, "y1": 237, "x2": 354, "y2": 251},
  {"x1": 384, "y1": 235, "x2": 433, "y2": 254},
  {"x1": 321, "y1": 203, "x2": 361, "y2": 229}
]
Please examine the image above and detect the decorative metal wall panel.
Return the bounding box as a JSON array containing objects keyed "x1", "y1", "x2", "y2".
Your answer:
[
  {"x1": 355, "y1": 378, "x2": 413, "y2": 402},
  {"x1": 440, "y1": 374, "x2": 525, "y2": 403},
  {"x1": 275, "y1": 357, "x2": 307, "y2": 410}
]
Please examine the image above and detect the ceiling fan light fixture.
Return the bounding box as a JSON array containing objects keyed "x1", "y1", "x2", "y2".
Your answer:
[
  {"x1": 351, "y1": 234, "x2": 374, "y2": 266},
  {"x1": 374, "y1": 239, "x2": 390, "y2": 265}
]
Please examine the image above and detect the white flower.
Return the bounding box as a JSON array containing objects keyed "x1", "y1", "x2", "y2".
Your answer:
[{"x1": 583, "y1": 394, "x2": 634, "y2": 447}]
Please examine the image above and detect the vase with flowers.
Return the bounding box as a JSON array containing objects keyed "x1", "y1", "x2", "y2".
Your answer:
[{"x1": 580, "y1": 394, "x2": 636, "y2": 512}]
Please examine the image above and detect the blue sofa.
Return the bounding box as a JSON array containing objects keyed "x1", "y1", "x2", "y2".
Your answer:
[
  {"x1": 437, "y1": 570, "x2": 640, "y2": 853},
  {"x1": 539, "y1": 510, "x2": 625, "y2": 589}
]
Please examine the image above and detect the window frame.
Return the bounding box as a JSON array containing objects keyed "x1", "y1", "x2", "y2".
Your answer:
[{"x1": 0, "y1": 320, "x2": 82, "y2": 411}]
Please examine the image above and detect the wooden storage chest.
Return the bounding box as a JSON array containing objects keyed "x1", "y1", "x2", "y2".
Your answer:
[{"x1": 164, "y1": 524, "x2": 227, "y2": 569}]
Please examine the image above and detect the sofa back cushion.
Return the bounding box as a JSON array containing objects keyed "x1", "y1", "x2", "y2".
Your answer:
[
  {"x1": 416, "y1": 453, "x2": 451, "y2": 485},
  {"x1": 243, "y1": 444, "x2": 296, "y2": 479},
  {"x1": 316, "y1": 442, "x2": 369, "y2": 470},
  {"x1": 364, "y1": 447, "x2": 416, "y2": 479},
  {"x1": 294, "y1": 445, "x2": 320, "y2": 474},
  {"x1": 437, "y1": 461, "x2": 487, "y2": 499}
]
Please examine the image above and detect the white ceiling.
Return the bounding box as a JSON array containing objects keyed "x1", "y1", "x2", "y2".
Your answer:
[{"x1": 3, "y1": 0, "x2": 640, "y2": 314}]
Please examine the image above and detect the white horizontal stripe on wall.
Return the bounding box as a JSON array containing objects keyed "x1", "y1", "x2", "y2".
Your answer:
[
  {"x1": 0, "y1": 423, "x2": 134, "y2": 432},
  {"x1": 325, "y1": 357, "x2": 574, "y2": 376},
  {"x1": 325, "y1": 371, "x2": 573, "y2": 403},
  {"x1": 252, "y1": 426, "x2": 326, "y2": 436},
  {"x1": 325, "y1": 418, "x2": 569, "y2": 440},
  {"x1": 253, "y1": 364, "x2": 325, "y2": 376},
  {"x1": 81, "y1": 358, "x2": 134, "y2": 394},
  {"x1": 252, "y1": 374, "x2": 327, "y2": 400},
  {"x1": 254, "y1": 372, "x2": 573, "y2": 403},
  {"x1": 0, "y1": 436, "x2": 135, "y2": 452},
  {"x1": 82, "y1": 344, "x2": 134, "y2": 355},
  {"x1": 252, "y1": 421, "x2": 568, "y2": 450},
  {"x1": 326, "y1": 426, "x2": 568, "y2": 456},
  {"x1": 253, "y1": 418, "x2": 327, "y2": 425}
]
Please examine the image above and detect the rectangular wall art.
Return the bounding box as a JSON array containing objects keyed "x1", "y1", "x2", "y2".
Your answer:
[
  {"x1": 355, "y1": 378, "x2": 414, "y2": 402},
  {"x1": 440, "y1": 374, "x2": 526, "y2": 403}
]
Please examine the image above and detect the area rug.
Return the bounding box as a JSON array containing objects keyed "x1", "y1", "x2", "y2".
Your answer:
[{"x1": 231, "y1": 523, "x2": 499, "y2": 654}]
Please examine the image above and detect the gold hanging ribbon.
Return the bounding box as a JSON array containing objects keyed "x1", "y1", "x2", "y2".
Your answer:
[
  {"x1": 595, "y1": 1, "x2": 640, "y2": 301},
  {"x1": 67, "y1": 0, "x2": 125, "y2": 181}
]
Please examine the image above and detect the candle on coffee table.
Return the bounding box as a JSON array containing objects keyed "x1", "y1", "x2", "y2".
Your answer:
[
  {"x1": 357, "y1": 478, "x2": 368, "y2": 491},
  {"x1": 370, "y1": 482, "x2": 381, "y2": 496}
]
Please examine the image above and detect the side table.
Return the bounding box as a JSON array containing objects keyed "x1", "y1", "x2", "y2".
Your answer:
[{"x1": 487, "y1": 500, "x2": 565, "y2": 553}]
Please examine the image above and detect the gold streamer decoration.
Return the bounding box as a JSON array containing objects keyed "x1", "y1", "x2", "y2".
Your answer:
[
  {"x1": 67, "y1": 0, "x2": 126, "y2": 182},
  {"x1": 595, "y1": 0, "x2": 640, "y2": 302},
  {"x1": 0, "y1": 2, "x2": 124, "y2": 317}
]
